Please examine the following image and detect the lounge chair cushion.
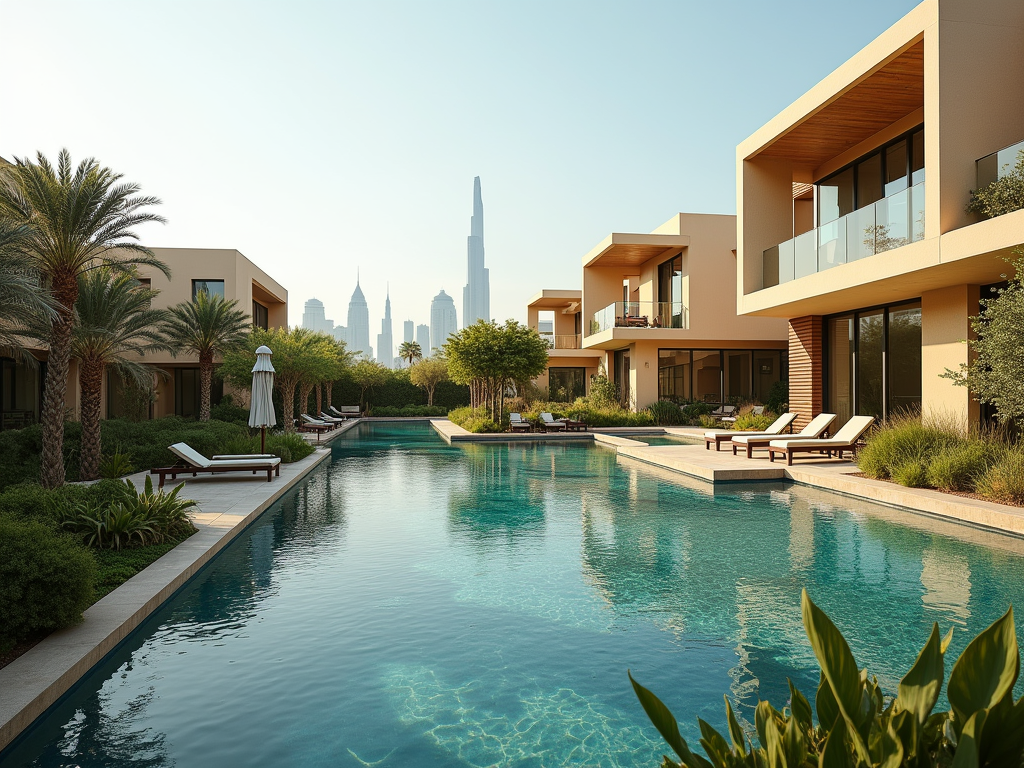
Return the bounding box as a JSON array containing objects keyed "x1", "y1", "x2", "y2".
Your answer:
[
  {"x1": 768, "y1": 416, "x2": 875, "y2": 449},
  {"x1": 208, "y1": 457, "x2": 281, "y2": 469},
  {"x1": 169, "y1": 443, "x2": 213, "y2": 469}
]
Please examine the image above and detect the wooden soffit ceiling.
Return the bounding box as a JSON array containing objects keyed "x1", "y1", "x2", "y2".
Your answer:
[
  {"x1": 757, "y1": 41, "x2": 924, "y2": 167},
  {"x1": 584, "y1": 234, "x2": 691, "y2": 268}
]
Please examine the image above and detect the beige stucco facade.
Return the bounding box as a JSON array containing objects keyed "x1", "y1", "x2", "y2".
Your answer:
[
  {"x1": 526, "y1": 290, "x2": 602, "y2": 398},
  {"x1": 736, "y1": 0, "x2": 1024, "y2": 426},
  {"x1": 3, "y1": 248, "x2": 287, "y2": 427},
  {"x1": 530, "y1": 213, "x2": 789, "y2": 411}
]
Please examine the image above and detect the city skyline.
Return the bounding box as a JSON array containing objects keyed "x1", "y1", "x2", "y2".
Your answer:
[{"x1": 462, "y1": 176, "x2": 490, "y2": 327}]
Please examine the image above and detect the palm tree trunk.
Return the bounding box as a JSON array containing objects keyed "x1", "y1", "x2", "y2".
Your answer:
[
  {"x1": 427, "y1": 384, "x2": 434, "y2": 406},
  {"x1": 198, "y1": 351, "x2": 214, "y2": 422},
  {"x1": 325, "y1": 382, "x2": 333, "y2": 411},
  {"x1": 315, "y1": 384, "x2": 322, "y2": 416},
  {"x1": 40, "y1": 278, "x2": 78, "y2": 489},
  {"x1": 79, "y1": 358, "x2": 104, "y2": 481},
  {"x1": 299, "y1": 382, "x2": 312, "y2": 418}
]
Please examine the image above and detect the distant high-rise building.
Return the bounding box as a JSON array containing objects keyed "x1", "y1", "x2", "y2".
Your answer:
[
  {"x1": 403, "y1": 320, "x2": 414, "y2": 344},
  {"x1": 346, "y1": 276, "x2": 371, "y2": 359},
  {"x1": 430, "y1": 290, "x2": 458, "y2": 355},
  {"x1": 416, "y1": 324, "x2": 430, "y2": 357},
  {"x1": 301, "y1": 298, "x2": 335, "y2": 334},
  {"x1": 376, "y1": 288, "x2": 394, "y2": 368},
  {"x1": 462, "y1": 176, "x2": 490, "y2": 328}
]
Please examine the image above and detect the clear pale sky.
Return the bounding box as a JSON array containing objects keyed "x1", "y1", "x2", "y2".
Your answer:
[{"x1": 1, "y1": 0, "x2": 920, "y2": 335}]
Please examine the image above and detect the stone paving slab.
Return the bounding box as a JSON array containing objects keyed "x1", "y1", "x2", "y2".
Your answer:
[{"x1": 0, "y1": 445, "x2": 332, "y2": 752}]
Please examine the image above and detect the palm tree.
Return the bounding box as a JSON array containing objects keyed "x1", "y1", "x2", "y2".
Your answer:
[
  {"x1": 161, "y1": 291, "x2": 250, "y2": 421},
  {"x1": 70, "y1": 270, "x2": 168, "y2": 480},
  {"x1": 0, "y1": 219, "x2": 56, "y2": 351},
  {"x1": 398, "y1": 341, "x2": 422, "y2": 367},
  {"x1": 0, "y1": 150, "x2": 167, "y2": 488}
]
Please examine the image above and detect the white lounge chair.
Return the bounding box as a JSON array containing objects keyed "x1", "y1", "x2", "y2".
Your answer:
[
  {"x1": 703, "y1": 412, "x2": 797, "y2": 451},
  {"x1": 509, "y1": 413, "x2": 532, "y2": 432},
  {"x1": 539, "y1": 412, "x2": 566, "y2": 432},
  {"x1": 319, "y1": 411, "x2": 346, "y2": 424},
  {"x1": 768, "y1": 415, "x2": 876, "y2": 465},
  {"x1": 731, "y1": 413, "x2": 837, "y2": 458},
  {"x1": 151, "y1": 443, "x2": 282, "y2": 488},
  {"x1": 330, "y1": 405, "x2": 362, "y2": 419}
]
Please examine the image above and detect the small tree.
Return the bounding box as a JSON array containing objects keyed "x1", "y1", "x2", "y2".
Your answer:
[
  {"x1": 161, "y1": 291, "x2": 250, "y2": 421},
  {"x1": 409, "y1": 357, "x2": 448, "y2": 406},
  {"x1": 398, "y1": 340, "x2": 422, "y2": 367},
  {"x1": 968, "y1": 149, "x2": 1024, "y2": 219},
  {"x1": 445, "y1": 320, "x2": 548, "y2": 422},
  {"x1": 350, "y1": 359, "x2": 390, "y2": 410},
  {"x1": 944, "y1": 248, "x2": 1024, "y2": 426}
]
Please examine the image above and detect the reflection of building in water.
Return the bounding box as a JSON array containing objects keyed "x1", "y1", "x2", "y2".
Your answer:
[{"x1": 920, "y1": 547, "x2": 972, "y2": 624}]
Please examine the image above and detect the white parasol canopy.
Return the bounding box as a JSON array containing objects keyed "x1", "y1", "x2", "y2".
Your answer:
[{"x1": 248, "y1": 345, "x2": 277, "y2": 429}]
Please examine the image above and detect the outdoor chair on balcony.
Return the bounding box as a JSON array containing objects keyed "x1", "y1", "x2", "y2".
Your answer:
[
  {"x1": 151, "y1": 443, "x2": 281, "y2": 489},
  {"x1": 539, "y1": 412, "x2": 566, "y2": 432},
  {"x1": 731, "y1": 413, "x2": 837, "y2": 458},
  {"x1": 703, "y1": 412, "x2": 797, "y2": 451},
  {"x1": 509, "y1": 413, "x2": 532, "y2": 432},
  {"x1": 767, "y1": 415, "x2": 875, "y2": 466}
]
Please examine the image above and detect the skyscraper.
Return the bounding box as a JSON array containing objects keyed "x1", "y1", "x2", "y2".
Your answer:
[
  {"x1": 403, "y1": 320, "x2": 414, "y2": 344},
  {"x1": 346, "y1": 276, "x2": 371, "y2": 359},
  {"x1": 462, "y1": 176, "x2": 490, "y2": 328},
  {"x1": 376, "y1": 288, "x2": 394, "y2": 369},
  {"x1": 416, "y1": 324, "x2": 430, "y2": 357},
  {"x1": 301, "y1": 298, "x2": 335, "y2": 334},
  {"x1": 430, "y1": 290, "x2": 458, "y2": 355}
]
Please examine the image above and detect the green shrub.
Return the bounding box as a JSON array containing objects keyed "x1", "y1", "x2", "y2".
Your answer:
[
  {"x1": 892, "y1": 458, "x2": 929, "y2": 487},
  {"x1": 99, "y1": 449, "x2": 135, "y2": 479},
  {"x1": 977, "y1": 450, "x2": 1024, "y2": 504},
  {"x1": 730, "y1": 410, "x2": 775, "y2": 431},
  {"x1": 645, "y1": 400, "x2": 684, "y2": 426},
  {"x1": 209, "y1": 396, "x2": 251, "y2": 427},
  {"x1": 680, "y1": 402, "x2": 713, "y2": 422},
  {"x1": 698, "y1": 414, "x2": 719, "y2": 429},
  {"x1": 857, "y1": 415, "x2": 961, "y2": 480},
  {"x1": 370, "y1": 405, "x2": 447, "y2": 417},
  {"x1": 97, "y1": 417, "x2": 247, "y2": 472},
  {"x1": 0, "y1": 480, "x2": 128, "y2": 525},
  {"x1": 926, "y1": 440, "x2": 1004, "y2": 492},
  {"x1": 448, "y1": 407, "x2": 503, "y2": 433},
  {"x1": 265, "y1": 432, "x2": 314, "y2": 463},
  {"x1": 631, "y1": 590, "x2": 1024, "y2": 767},
  {"x1": 0, "y1": 516, "x2": 96, "y2": 652},
  {"x1": 764, "y1": 380, "x2": 788, "y2": 415}
]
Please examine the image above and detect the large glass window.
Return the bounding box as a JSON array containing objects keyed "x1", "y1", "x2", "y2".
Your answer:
[
  {"x1": 888, "y1": 303, "x2": 922, "y2": 416},
  {"x1": 693, "y1": 351, "x2": 722, "y2": 404},
  {"x1": 752, "y1": 351, "x2": 784, "y2": 404},
  {"x1": 825, "y1": 301, "x2": 922, "y2": 421},
  {"x1": 0, "y1": 357, "x2": 41, "y2": 429},
  {"x1": 252, "y1": 300, "x2": 269, "y2": 330},
  {"x1": 175, "y1": 368, "x2": 223, "y2": 418},
  {"x1": 192, "y1": 280, "x2": 225, "y2": 300},
  {"x1": 857, "y1": 153, "x2": 883, "y2": 210},
  {"x1": 884, "y1": 140, "x2": 909, "y2": 197},
  {"x1": 614, "y1": 349, "x2": 630, "y2": 408},
  {"x1": 818, "y1": 167, "x2": 854, "y2": 225},
  {"x1": 548, "y1": 368, "x2": 585, "y2": 402},
  {"x1": 724, "y1": 351, "x2": 752, "y2": 400},
  {"x1": 658, "y1": 350, "x2": 691, "y2": 402}
]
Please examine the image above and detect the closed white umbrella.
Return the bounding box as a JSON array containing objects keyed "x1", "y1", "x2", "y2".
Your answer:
[{"x1": 249, "y1": 345, "x2": 277, "y2": 454}]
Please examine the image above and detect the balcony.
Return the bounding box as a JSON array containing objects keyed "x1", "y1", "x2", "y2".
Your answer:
[
  {"x1": 540, "y1": 334, "x2": 582, "y2": 350},
  {"x1": 762, "y1": 181, "x2": 925, "y2": 289},
  {"x1": 977, "y1": 139, "x2": 1024, "y2": 189},
  {"x1": 589, "y1": 301, "x2": 688, "y2": 335}
]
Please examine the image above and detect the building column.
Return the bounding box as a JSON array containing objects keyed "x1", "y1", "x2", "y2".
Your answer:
[
  {"x1": 788, "y1": 316, "x2": 822, "y2": 430},
  {"x1": 921, "y1": 285, "x2": 980, "y2": 428},
  {"x1": 629, "y1": 341, "x2": 659, "y2": 411}
]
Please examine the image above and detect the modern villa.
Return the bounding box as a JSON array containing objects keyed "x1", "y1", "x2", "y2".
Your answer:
[
  {"x1": 531, "y1": 213, "x2": 789, "y2": 410},
  {"x1": 1, "y1": 247, "x2": 287, "y2": 427},
  {"x1": 735, "y1": 0, "x2": 1024, "y2": 429}
]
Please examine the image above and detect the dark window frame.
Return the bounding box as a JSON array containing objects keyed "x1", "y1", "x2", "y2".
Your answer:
[
  {"x1": 657, "y1": 347, "x2": 788, "y2": 405},
  {"x1": 191, "y1": 279, "x2": 226, "y2": 301},
  {"x1": 815, "y1": 125, "x2": 924, "y2": 227},
  {"x1": 821, "y1": 298, "x2": 922, "y2": 421},
  {"x1": 252, "y1": 299, "x2": 269, "y2": 330}
]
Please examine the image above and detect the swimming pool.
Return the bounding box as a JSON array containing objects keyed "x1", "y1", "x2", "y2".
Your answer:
[{"x1": 5, "y1": 421, "x2": 1024, "y2": 767}]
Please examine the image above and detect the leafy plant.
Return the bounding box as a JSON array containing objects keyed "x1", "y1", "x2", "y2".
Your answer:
[
  {"x1": 731, "y1": 409, "x2": 775, "y2": 432},
  {"x1": 764, "y1": 381, "x2": 789, "y2": 416},
  {"x1": 976, "y1": 450, "x2": 1024, "y2": 505},
  {"x1": 409, "y1": 358, "x2": 449, "y2": 406},
  {"x1": 647, "y1": 400, "x2": 684, "y2": 426},
  {"x1": 926, "y1": 441, "x2": 1004, "y2": 492},
  {"x1": 699, "y1": 414, "x2": 719, "y2": 429},
  {"x1": 630, "y1": 589, "x2": 1024, "y2": 767},
  {"x1": 967, "y1": 149, "x2": 1024, "y2": 219},
  {"x1": 99, "y1": 449, "x2": 135, "y2": 479}
]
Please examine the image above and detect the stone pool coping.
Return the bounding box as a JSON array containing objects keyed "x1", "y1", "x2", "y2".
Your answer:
[
  {"x1": 0, "y1": 434, "x2": 343, "y2": 753},
  {"x1": 430, "y1": 418, "x2": 701, "y2": 443}
]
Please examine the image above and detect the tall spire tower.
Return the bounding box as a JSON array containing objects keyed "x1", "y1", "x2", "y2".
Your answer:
[
  {"x1": 462, "y1": 176, "x2": 490, "y2": 327},
  {"x1": 376, "y1": 284, "x2": 394, "y2": 369}
]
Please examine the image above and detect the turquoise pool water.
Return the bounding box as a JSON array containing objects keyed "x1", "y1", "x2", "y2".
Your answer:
[
  {"x1": 634, "y1": 435, "x2": 699, "y2": 446},
  {"x1": 5, "y1": 421, "x2": 1024, "y2": 767}
]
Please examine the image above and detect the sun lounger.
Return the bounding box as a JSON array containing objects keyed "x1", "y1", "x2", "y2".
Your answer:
[
  {"x1": 559, "y1": 418, "x2": 588, "y2": 432},
  {"x1": 710, "y1": 404, "x2": 737, "y2": 422},
  {"x1": 330, "y1": 405, "x2": 362, "y2": 419},
  {"x1": 768, "y1": 415, "x2": 876, "y2": 465},
  {"x1": 703, "y1": 412, "x2": 796, "y2": 451},
  {"x1": 509, "y1": 413, "x2": 532, "y2": 432},
  {"x1": 730, "y1": 413, "x2": 837, "y2": 458},
  {"x1": 299, "y1": 414, "x2": 335, "y2": 441},
  {"x1": 319, "y1": 412, "x2": 346, "y2": 424},
  {"x1": 151, "y1": 443, "x2": 281, "y2": 488},
  {"x1": 539, "y1": 412, "x2": 566, "y2": 432}
]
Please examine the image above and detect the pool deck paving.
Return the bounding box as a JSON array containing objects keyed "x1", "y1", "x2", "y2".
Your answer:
[{"x1": 0, "y1": 420, "x2": 363, "y2": 753}]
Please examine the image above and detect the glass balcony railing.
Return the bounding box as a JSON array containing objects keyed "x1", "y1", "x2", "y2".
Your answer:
[
  {"x1": 539, "y1": 334, "x2": 582, "y2": 350},
  {"x1": 976, "y1": 139, "x2": 1024, "y2": 189},
  {"x1": 589, "y1": 301, "x2": 687, "y2": 335},
  {"x1": 762, "y1": 181, "x2": 925, "y2": 290}
]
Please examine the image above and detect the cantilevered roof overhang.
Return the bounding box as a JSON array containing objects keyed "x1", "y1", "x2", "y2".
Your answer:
[
  {"x1": 581, "y1": 233, "x2": 690, "y2": 268},
  {"x1": 739, "y1": 1, "x2": 931, "y2": 169},
  {"x1": 526, "y1": 289, "x2": 581, "y2": 310}
]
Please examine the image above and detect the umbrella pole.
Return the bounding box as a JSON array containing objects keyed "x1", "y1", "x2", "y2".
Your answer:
[{"x1": 261, "y1": 426, "x2": 266, "y2": 455}]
